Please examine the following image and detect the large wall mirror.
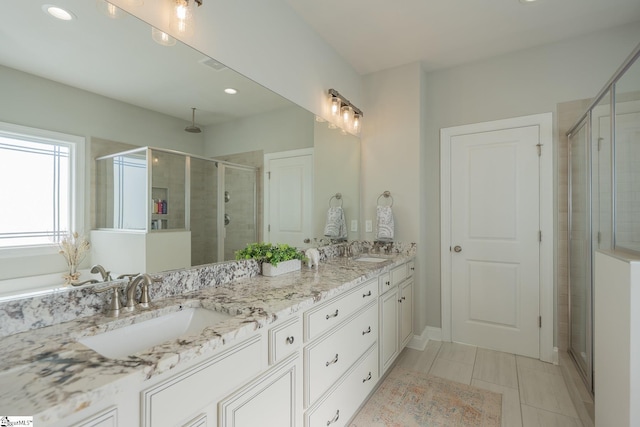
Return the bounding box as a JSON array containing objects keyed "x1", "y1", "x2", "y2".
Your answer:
[{"x1": 0, "y1": 0, "x2": 360, "y2": 295}]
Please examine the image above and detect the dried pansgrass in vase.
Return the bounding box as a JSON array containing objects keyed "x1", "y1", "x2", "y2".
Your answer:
[{"x1": 58, "y1": 232, "x2": 90, "y2": 284}]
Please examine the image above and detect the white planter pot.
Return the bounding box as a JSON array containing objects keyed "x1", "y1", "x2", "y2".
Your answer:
[{"x1": 262, "y1": 259, "x2": 301, "y2": 277}]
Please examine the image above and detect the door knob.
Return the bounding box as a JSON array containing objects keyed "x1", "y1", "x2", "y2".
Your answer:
[
  {"x1": 453, "y1": 245, "x2": 462, "y2": 253},
  {"x1": 303, "y1": 238, "x2": 311, "y2": 243}
]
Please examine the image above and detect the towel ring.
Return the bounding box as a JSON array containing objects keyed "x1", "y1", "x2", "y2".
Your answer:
[
  {"x1": 377, "y1": 191, "x2": 393, "y2": 207},
  {"x1": 329, "y1": 193, "x2": 343, "y2": 208}
]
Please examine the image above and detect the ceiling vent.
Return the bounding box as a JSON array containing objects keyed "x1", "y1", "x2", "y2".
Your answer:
[{"x1": 199, "y1": 57, "x2": 227, "y2": 71}]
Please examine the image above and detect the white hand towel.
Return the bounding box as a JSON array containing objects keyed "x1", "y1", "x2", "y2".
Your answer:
[
  {"x1": 324, "y1": 207, "x2": 347, "y2": 239},
  {"x1": 376, "y1": 205, "x2": 394, "y2": 241}
]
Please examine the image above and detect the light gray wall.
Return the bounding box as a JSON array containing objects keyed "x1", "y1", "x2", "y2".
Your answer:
[
  {"x1": 203, "y1": 106, "x2": 313, "y2": 157},
  {"x1": 358, "y1": 22, "x2": 640, "y2": 338}
]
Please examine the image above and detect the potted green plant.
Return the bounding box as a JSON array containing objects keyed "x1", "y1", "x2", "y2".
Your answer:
[{"x1": 235, "y1": 242, "x2": 305, "y2": 276}]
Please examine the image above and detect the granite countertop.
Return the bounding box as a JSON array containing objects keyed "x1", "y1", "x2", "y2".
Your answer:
[{"x1": 0, "y1": 251, "x2": 414, "y2": 423}]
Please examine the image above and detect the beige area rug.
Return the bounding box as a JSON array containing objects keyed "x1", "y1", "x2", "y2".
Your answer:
[{"x1": 350, "y1": 367, "x2": 502, "y2": 427}]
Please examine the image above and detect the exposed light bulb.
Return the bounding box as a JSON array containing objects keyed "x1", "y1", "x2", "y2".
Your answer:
[
  {"x1": 352, "y1": 113, "x2": 361, "y2": 134},
  {"x1": 171, "y1": 0, "x2": 194, "y2": 36},
  {"x1": 341, "y1": 105, "x2": 352, "y2": 126},
  {"x1": 330, "y1": 96, "x2": 341, "y2": 118}
]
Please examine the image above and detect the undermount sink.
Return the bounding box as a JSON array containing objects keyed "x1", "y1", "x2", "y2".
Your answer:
[
  {"x1": 79, "y1": 307, "x2": 232, "y2": 359},
  {"x1": 353, "y1": 257, "x2": 389, "y2": 263}
]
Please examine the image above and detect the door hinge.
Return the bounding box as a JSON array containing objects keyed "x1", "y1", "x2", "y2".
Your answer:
[
  {"x1": 538, "y1": 230, "x2": 542, "y2": 242},
  {"x1": 597, "y1": 137, "x2": 603, "y2": 151},
  {"x1": 597, "y1": 231, "x2": 601, "y2": 244},
  {"x1": 536, "y1": 143, "x2": 542, "y2": 157},
  {"x1": 267, "y1": 171, "x2": 271, "y2": 179},
  {"x1": 539, "y1": 316, "x2": 542, "y2": 328},
  {"x1": 268, "y1": 224, "x2": 271, "y2": 232}
]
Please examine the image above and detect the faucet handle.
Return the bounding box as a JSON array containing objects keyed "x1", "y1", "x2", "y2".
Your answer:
[
  {"x1": 139, "y1": 275, "x2": 162, "y2": 308},
  {"x1": 95, "y1": 283, "x2": 123, "y2": 316}
]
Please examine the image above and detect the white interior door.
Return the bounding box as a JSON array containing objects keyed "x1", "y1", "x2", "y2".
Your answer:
[
  {"x1": 264, "y1": 149, "x2": 313, "y2": 247},
  {"x1": 449, "y1": 126, "x2": 541, "y2": 358}
]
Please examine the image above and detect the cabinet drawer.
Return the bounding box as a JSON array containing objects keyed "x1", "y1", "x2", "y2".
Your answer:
[
  {"x1": 304, "y1": 279, "x2": 378, "y2": 342},
  {"x1": 305, "y1": 301, "x2": 377, "y2": 407},
  {"x1": 305, "y1": 344, "x2": 378, "y2": 427},
  {"x1": 269, "y1": 317, "x2": 302, "y2": 365},
  {"x1": 378, "y1": 272, "x2": 392, "y2": 294},
  {"x1": 390, "y1": 263, "x2": 407, "y2": 286},
  {"x1": 142, "y1": 336, "x2": 262, "y2": 427}
]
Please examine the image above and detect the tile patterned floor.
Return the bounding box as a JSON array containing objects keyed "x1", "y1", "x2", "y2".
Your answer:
[{"x1": 395, "y1": 342, "x2": 592, "y2": 427}]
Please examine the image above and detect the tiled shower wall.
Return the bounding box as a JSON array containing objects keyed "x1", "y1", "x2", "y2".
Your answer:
[{"x1": 190, "y1": 158, "x2": 218, "y2": 266}]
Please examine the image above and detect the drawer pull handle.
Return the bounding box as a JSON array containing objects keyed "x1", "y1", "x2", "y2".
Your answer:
[
  {"x1": 325, "y1": 354, "x2": 339, "y2": 367},
  {"x1": 325, "y1": 309, "x2": 339, "y2": 320},
  {"x1": 363, "y1": 372, "x2": 372, "y2": 383},
  {"x1": 286, "y1": 336, "x2": 295, "y2": 344},
  {"x1": 362, "y1": 326, "x2": 372, "y2": 335},
  {"x1": 326, "y1": 409, "x2": 340, "y2": 425},
  {"x1": 398, "y1": 298, "x2": 403, "y2": 303},
  {"x1": 363, "y1": 290, "x2": 372, "y2": 298}
]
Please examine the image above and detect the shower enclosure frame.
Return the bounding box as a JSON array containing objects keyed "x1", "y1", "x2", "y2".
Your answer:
[{"x1": 566, "y1": 41, "x2": 640, "y2": 394}]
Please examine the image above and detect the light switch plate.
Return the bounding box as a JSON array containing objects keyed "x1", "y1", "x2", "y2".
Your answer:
[
  {"x1": 350, "y1": 220, "x2": 358, "y2": 232},
  {"x1": 365, "y1": 220, "x2": 373, "y2": 233}
]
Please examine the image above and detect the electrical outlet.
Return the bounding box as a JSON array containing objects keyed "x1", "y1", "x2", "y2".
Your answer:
[
  {"x1": 365, "y1": 220, "x2": 373, "y2": 233},
  {"x1": 350, "y1": 220, "x2": 358, "y2": 232}
]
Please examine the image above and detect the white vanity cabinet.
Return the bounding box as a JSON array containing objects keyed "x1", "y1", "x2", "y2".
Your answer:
[
  {"x1": 379, "y1": 259, "x2": 414, "y2": 375},
  {"x1": 302, "y1": 278, "x2": 380, "y2": 427}
]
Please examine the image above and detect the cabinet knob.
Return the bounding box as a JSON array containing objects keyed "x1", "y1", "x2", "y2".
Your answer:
[{"x1": 326, "y1": 409, "x2": 340, "y2": 425}]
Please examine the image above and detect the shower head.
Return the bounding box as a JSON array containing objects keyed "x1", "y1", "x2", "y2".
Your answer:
[{"x1": 185, "y1": 107, "x2": 202, "y2": 133}]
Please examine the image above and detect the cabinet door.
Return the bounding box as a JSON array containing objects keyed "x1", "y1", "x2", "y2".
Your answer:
[
  {"x1": 379, "y1": 289, "x2": 399, "y2": 375},
  {"x1": 219, "y1": 354, "x2": 301, "y2": 427},
  {"x1": 399, "y1": 279, "x2": 414, "y2": 349}
]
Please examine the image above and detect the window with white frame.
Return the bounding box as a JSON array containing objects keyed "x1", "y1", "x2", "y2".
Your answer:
[{"x1": 0, "y1": 122, "x2": 82, "y2": 248}]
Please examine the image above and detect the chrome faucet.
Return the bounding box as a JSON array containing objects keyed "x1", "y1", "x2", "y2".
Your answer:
[{"x1": 90, "y1": 264, "x2": 112, "y2": 282}]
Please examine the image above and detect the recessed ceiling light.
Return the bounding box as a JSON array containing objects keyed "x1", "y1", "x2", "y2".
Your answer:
[
  {"x1": 519, "y1": 0, "x2": 538, "y2": 4},
  {"x1": 224, "y1": 88, "x2": 238, "y2": 95},
  {"x1": 42, "y1": 4, "x2": 76, "y2": 21}
]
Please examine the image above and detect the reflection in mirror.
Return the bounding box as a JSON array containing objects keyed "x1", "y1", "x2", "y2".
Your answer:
[
  {"x1": 614, "y1": 56, "x2": 640, "y2": 253},
  {"x1": 0, "y1": 0, "x2": 360, "y2": 297}
]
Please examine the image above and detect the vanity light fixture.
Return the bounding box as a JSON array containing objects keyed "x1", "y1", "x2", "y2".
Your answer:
[
  {"x1": 151, "y1": 27, "x2": 176, "y2": 46},
  {"x1": 327, "y1": 88, "x2": 363, "y2": 135},
  {"x1": 42, "y1": 4, "x2": 75, "y2": 21},
  {"x1": 224, "y1": 88, "x2": 238, "y2": 95}
]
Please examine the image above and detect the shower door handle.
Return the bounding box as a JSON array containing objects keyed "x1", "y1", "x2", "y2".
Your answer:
[{"x1": 453, "y1": 245, "x2": 462, "y2": 253}]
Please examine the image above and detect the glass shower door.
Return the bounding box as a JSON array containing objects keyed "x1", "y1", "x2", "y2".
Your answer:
[
  {"x1": 568, "y1": 117, "x2": 593, "y2": 390},
  {"x1": 220, "y1": 164, "x2": 257, "y2": 261}
]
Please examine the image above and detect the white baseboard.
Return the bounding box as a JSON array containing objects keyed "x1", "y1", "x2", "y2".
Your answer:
[{"x1": 407, "y1": 326, "x2": 442, "y2": 351}]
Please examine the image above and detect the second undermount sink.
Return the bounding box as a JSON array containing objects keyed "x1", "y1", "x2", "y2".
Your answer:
[
  {"x1": 79, "y1": 307, "x2": 232, "y2": 359},
  {"x1": 353, "y1": 257, "x2": 389, "y2": 263}
]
